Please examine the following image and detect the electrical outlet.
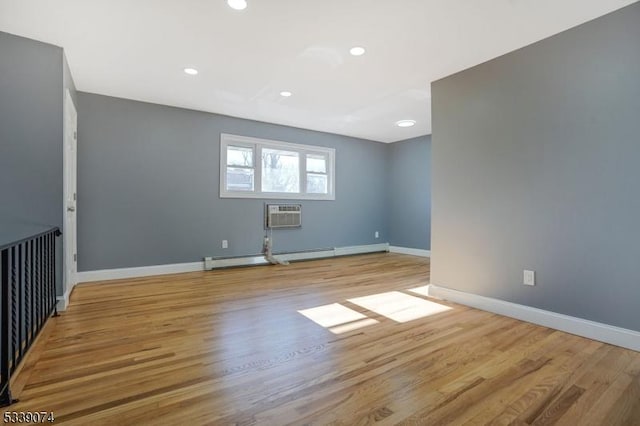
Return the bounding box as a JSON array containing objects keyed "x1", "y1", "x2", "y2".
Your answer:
[
  {"x1": 523, "y1": 270, "x2": 535, "y2": 286},
  {"x1": 375, "y1": 231, "x2": 379, "y2": 239},
  {"x1": 222, "y1": 240, "x2": 228, "y2": 249}
]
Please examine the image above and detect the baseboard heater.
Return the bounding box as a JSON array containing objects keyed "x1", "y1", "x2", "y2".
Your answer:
[{"x1": 204, "y1": 243, "x2": 389, "y2": 270}]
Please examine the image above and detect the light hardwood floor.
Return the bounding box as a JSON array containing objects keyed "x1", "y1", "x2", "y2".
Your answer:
[{"x1": 9, "y1": 253, "x2": 640, "y2": 425}]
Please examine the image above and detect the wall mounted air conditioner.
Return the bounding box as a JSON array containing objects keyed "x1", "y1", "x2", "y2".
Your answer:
[{"x1": 265, "y1": 204, "x2": 302, "y2": 229}]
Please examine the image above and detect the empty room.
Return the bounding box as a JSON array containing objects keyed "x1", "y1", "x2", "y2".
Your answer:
[{"x1": 1, "y1": 0, "x2": 640, "y2": 424}]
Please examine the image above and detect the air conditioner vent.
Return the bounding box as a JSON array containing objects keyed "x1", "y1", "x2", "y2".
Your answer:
[{"x1": 265, "y1": 204, "x2": 302, "y2": 229}]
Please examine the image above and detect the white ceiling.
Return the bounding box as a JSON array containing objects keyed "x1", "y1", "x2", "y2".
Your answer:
[{"x1": 0, "y1": 0, "x2": 636, "y2": 143}]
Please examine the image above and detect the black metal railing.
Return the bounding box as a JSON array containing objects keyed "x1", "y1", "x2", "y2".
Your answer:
[{"x1": 0, "y1": 227, "x2": 60, "y2": 406}]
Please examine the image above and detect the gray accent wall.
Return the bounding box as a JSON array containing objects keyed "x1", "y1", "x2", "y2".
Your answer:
[
  {"x1": 0, "y1": 31, "x2": 76, "y2": 294},
  {"x1": 77, "y1": 93, "x2": 390, "y2": 271},
  {"x1": 388, "y1": 135, "x2": 431, "y2": 250},
  {"x1": 431, "y1": 3, "x2": 640, "y2": 330},
  {"x1": 0, "y1": 32, "x2": 64, "y2": 241}
]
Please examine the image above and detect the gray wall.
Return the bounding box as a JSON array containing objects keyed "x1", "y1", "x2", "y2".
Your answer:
[
  {"x1": 388, "y1": 135, "x2": 431, "y2": 250},
  {"x1": 431, "y1": 3, "x2": 640, "y2": 330},
  {"x1": 77, "y1": 93, "x2": 390, "y2": 271},
  {"x1": 0, "y1": 31, "x2": 64, "y2": 243},
  {"x1": 0, "y1": 31, "x2": 76, "y2": 294}
]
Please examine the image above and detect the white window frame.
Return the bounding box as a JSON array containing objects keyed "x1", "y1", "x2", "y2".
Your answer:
[{"x1": 220, "y1": 133, "x2": 336, "y2": 200}]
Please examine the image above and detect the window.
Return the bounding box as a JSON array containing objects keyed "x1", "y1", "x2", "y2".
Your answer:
[
  {"x1": 220, "y1": 134, "x2": 335, "y2": 200},
  {"x1": 226, "y1": 145, "x2": 254, "y2": 191}
]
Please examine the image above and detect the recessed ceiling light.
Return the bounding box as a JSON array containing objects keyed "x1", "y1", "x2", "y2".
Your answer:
[
  {"x1": 227, "y1": 0, "x2": 247, "y2": 10},
  {"x1": 396, "y1": 120, "x2": 416, "y2": 128},
  {"x1": 183, "y1": 67, "x2": 198, "y2": 75},
  {"x1": 280, "y1": 91, "x2": 292, "y2": 97},
  {"x1": 349, "y1": 46, "x2": 366, "y2": 56}
]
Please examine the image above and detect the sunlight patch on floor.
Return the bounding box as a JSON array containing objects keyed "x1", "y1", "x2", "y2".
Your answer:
[
  {"x1": 298, "y1": 303, "x2": 379, "y2": 334},
  {"x1": 328, "y1": 318, "x2": 379, "y2": 334},
  {"x1": 407, "y1": 285, "x2": 430, "y2": 297},
  {"x1": 348, "y1": 291, "x2": 451, "y2": 323}
]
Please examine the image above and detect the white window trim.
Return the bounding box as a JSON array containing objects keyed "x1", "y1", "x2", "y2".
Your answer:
[{"x1": 220, "y1": 133, "x2": 336, "y2": 201}]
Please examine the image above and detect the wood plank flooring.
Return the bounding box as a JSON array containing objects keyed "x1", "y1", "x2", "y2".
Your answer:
[{"x1": 8, "y1": 253, "x2": 640, "y2": 425}]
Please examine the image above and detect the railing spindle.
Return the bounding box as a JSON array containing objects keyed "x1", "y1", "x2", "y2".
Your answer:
[
  {"x1": 1, "y1": 248, "x2": 12, "y2": 405},
  {"x1": 10, "y1": 247, "x2": 17, "y2": 374}
]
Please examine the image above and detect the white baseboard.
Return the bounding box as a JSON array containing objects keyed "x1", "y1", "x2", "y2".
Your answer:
[
  {"x1": 77, "y1": 261, "x2": 204, "y2": 283},
  {"x1": 206, "y1": 244, "x2": 389, "y2": 269},
  {"x1": 204, "y1": 256, "x2": 268, "y2": 269},
  {"x1": 203, "y1": 250, "x2": 339, "y2": 269},
  {"x1": 56, "y1": 285, "x2": 73, "y2": 311},
  {"x1": 428, "y1": 284, "x2": 640, "y2": 352},
  {"x1": 334, "y1": 243, "x2": 389, "y2": 257},
  {"x1": 78, "y1": 244, "x2": 390, "y2": 283},
  {"x1": 389, "y1": 246, "x2": 431, "y2": 257},
  {"x1": 280, "y1": 249, "x2": 337, "y2": 262}
]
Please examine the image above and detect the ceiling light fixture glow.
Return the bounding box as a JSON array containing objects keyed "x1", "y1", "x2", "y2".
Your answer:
[
  {"x1": 280, "y1": 91, "x2": 292, "y2": 97},
  {"x1": 227, "y1": 0, "x2": 247, "y2": 10},
  {"x1": 183, "y1": 67, "x2": 199, "y2": 75},
  {"x1": 349, "y1": 46, "x2": 366, "y2": 56},
  {"x1": 396, "y1": 120, "x2": 416, "y2": 128}
]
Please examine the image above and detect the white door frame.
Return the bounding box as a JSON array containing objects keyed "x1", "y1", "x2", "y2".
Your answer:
[{"x1": 61, "y1": 89, "x2": 78, "y2": 311}]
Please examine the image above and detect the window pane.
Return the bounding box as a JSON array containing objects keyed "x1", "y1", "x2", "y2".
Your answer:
[
  {"x1": 262, "y1": 148, "x2": 300, "y2": 193},
  {"x1": 307, "y1": 173, "x2": 328, "y2": 194},
  {"x1": 227, "y1": 145, "x2": 253, "y2": 167},
  {"x1": 226, "y1": 167, "x2": 254, "y2": 191},
  {"x1": 306, "y1": 154, "x2": 326, "y2": 173}
]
